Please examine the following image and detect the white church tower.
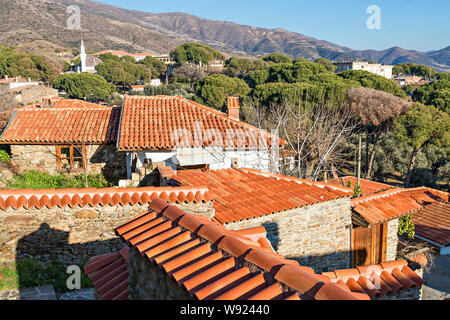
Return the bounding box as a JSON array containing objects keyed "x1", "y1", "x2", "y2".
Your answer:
[{"x1": 80, "y1": 39, "x2": 87, "y2": 73}]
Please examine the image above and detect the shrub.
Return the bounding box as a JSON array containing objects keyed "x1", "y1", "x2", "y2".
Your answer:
[
  {"x1": 399, "y1": 215, "x2": 415, "y2": 240},
  {"x1": 0, "y1": 150, "x2": 10, "y2": 163}
]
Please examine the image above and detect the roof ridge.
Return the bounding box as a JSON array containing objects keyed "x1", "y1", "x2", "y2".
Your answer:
[{"x1": 114, "y1": 198, "x2": 366, "y2": 300}]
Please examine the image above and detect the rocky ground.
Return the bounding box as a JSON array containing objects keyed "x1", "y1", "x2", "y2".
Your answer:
[{"x1": 0, "y1": 286, "x2": 96, "y2": 300}]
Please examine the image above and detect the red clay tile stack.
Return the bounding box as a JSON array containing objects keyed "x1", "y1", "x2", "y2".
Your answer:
[
  {"x1": 117, "y1": 95, "x2": 285, "y2": 151},
  {"x1": 0, "y1": 186, "x2": 211, "y2": 210},
  {"x1": 113, "y1": 198, "x2": 369, "y2": 300},
  {"x1": 170, "y1": 168, "x2": 352, "y2": 224},
  {"x1": 84, "y1": 246, "x2": 130, "y2": 300},
  {"x1": 322, "y1": 260, "x2": 425, "y2": 299}
]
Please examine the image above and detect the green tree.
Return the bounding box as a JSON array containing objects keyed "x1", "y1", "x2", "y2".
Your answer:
[
  {"x1": 96, "y1": 60, "x2": 151, "y2": 86},
  {"x1": 315, "y1": 58, "x2": 337, "y2": 72},
  {"x1": 338, "y1": 70, "x2": 406, "y2": 98},
  {"x1": 262, "y1": 53, "x2": 292, "y2": 64},
  {"x1": 171, "y1": 43, "x2": 224, "y2": 66},
  {"x1": 412, "y1": 79, "x2": 450, "y2": 114},
  {"x1": 394, "y1": 103, "x2": 450, "y2": 187},
  {"x1": 436, "y1": 73, "x2": 450, "y2": 81},
  {"x1": 53, "y1": 73, "x2": 115, "y2": 101},
  {"x1": 225, "y1": 57, "x2": 266, "y2": 78},
  {"x1": 140, "y1": 56, "x2": 167, "y2": 78},
  {"x1": 194, "y1": 74, "x2": 250, "y2": 109},
  {"x1": 393, "y1": 63, "x2": 436, "y2": 78}
]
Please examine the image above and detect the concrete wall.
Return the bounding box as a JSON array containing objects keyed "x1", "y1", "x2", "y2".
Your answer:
[
  {"x1": 225, "y1": 198, "x2": 353, "y2": 273},
  {"x1": 0, "y1": 202, "x2": 213, "y2": 265},
  {"x1": 10, "y1": 144, "x2": 127, "y2": 180}
]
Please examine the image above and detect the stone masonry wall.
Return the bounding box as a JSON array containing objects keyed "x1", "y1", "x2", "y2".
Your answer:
[
  {"x1": 10, "y1": 144, "x2": 127, "y2": 179},
  {"x1": 128, "y1": 247, "x2": 193, "y2": 300},
  {"x1": 0, "y1": 202, "x2": 213, "y2": 265},
  {"x1": 225, "y1": 198, "x2": 352, "y2": 273},
  {"x1": 386, "y1": 219, "x2": 399, "y2": 262}
]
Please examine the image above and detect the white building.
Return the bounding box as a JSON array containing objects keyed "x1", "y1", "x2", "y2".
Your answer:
[
  {"x1": 116, "y1": 96, "x2": 285, "y2": 179},
  {"x1": 334, "y1": 61, "x2": 394, "y2": 79}
]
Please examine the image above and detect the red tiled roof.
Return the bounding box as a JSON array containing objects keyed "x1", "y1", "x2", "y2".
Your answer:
[
  {"x1": 327, "y1": 177, "x2": 395, "y2": 196},
  {"x1": 84, "y1": 246, "x2": 130, "y2": 300},
  {"x1": 351, "y1": 187, "x2": 449, "y2": 225},
  {"x1": 413, "y1": 201, "x2": 450, "y2": 246},
  {"x1": 0, "y1": 99, "x2": 120, "y2": 145},
  {"x1": 322, "y1": 260, "x2": 425, "y2": 299},
  {"x1": 169, "y1": 168, "x2": 352, "y2": 225},
  {"x1": 117, "y1": 95, "x2": 285, "y2": 151},
  {"x1": 0, "y1": 186, "x2": 211, "y2": 210},
  {"x1": 114, "y1": 198, "x2": 368, "y2": 300}
]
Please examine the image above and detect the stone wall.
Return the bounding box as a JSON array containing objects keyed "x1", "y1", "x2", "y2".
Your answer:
[
  {"x1": 0, "y1": 202, "x2": 213, "y2": 265},
  {"x1": 386, "y1": 219, "x2": 399, "y2": 262},
  {"x1": 128, "y1": 247, "x2": 193, "y2": 300},
  {"x1": 225, "y1": 198, "x2": 353, "y2": 273},
  {"x1": 9, "y1": 144, "x2": 127, "y2": 180}
]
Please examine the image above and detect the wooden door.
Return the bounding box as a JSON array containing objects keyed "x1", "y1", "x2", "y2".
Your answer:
[{"x1": 351, "y1": 223, "x2": 387, "y2": 267}]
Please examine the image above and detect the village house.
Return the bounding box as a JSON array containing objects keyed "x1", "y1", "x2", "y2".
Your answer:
[
  {"x1": 117, "y1": 95, "x2": 284, "y2": 182},
  {"x1": 333, "y1": 61, "x2": 394, "y2": 79},
  {"x1": 0, "y1": 98, "x2": 125, "y2": 179},
  {"x1": 83, "y1": 198, "x2": 426, "y2": 301}
]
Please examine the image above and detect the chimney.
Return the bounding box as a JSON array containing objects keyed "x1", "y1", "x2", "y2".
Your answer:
[{"x1": 227, "y1": 96, "x2": 240, "y2": 121}]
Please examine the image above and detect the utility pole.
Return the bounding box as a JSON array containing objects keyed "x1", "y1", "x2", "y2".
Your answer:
[{"x1": 357, "y1": 136, "x2": 362, "y2": 187}]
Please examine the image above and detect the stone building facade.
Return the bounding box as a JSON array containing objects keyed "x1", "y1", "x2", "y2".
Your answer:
[
  {"x1": 10, "y1": 144, "x2": 127, "y2": 181},
  {"x1": 386, "y1": 218, "x2": 400, "y2": 262},
  {"x1": 225, "y1": 198, "x2": 352, "y2": 273},
  {"x1": 0, "y1": 200, "x2": 213, "y2": 265}
]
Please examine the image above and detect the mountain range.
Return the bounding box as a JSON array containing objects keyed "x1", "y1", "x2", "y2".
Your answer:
[{"x1": 0, "y1": 0, "x2": 449, "y2": 72}]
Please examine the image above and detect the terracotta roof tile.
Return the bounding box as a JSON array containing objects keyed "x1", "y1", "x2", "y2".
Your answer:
[
  {"x1": 117, "y1": 95, "x2": 285, "y2": 151},
  {"x1": 412, "y1": 201, "x2": 450, "y2": 245},
  {"x1": 112, "y1": 198, "x2": 367, "y2": 300},
  {"x1": 84, "y1": 248, "x2": 129, "y2": 300},
  {"x1": 0, "y1": 98, "x2": 120, "y2": 144},
  {"x1": 170, "y1": 168, "x2": 352, "y2": 224},
  {"x1": 351, "y1": 187, "x2": 448, "y2": 225},
  {"x1": 327, "y1": 177, "x2": 395, "y2": 196},
  {"x1": 0, "y1": 186, "x2": 210, "y2": 211},
  {"x1": 322, "y1": 261, "x2": 425, "y2": 298}
]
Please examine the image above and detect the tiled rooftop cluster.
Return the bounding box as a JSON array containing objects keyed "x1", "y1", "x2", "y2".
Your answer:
[
  {"x1": 117, "y1": 96, "x2": 283, "y2": 151},
  {"x1": 168, "y1": 168, "x2": 352, "y2": 224},
  {"x1": 0, "y1": 187, "x2": 211, "y2": 210},
  {"x1": 351, "y1": 187, "x2": 448, "y2": 226},
  {"x1": 0, "y1": 98, "x2": 120, "y2": 144},
  {"x1": 113, "y1": 199, "x2": 368, "y2": 300}
]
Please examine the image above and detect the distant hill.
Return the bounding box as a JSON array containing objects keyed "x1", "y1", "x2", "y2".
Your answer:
[{"x1": 0, "y1": 0, "x2": 448, "y2": 72}]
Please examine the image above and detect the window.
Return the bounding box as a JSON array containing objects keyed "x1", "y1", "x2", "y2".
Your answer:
[{"x1": 56, "y1": 146, "x2": 87, "y2": 172}]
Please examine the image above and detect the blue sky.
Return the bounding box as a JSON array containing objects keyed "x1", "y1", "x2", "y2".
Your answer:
[{"x1": 96, "y1": 0, "x2": 449, "y2": 52}]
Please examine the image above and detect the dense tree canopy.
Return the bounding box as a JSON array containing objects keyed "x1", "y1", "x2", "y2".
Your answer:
[
  {"x1": 315, "y1": 58, "x2": 337, "y2": 72},
  {"x1": 53, "y1": 73, "x2": 115, "y2": 101},
  {"x1": 436, "y1": 73, "x2": 450, "y2": 81},
  {"x1": 225, "y1": 57, "x2": 266, "y2": 78},
  {"x1": 412, "y1": 79, "x2": 450, "y2": 114},
  {"x1": 0, "y1": 47, "x2": 61, "y2": 83},
  {"x1": 140, "y1": 56, "x2": 167, "y2": 78},
  {"x1": 393, "y1": 63, "x2": 436, "y2": 78},
  {"x1": 394, "y1": 103, "x2": 450, "y2": 186},
  {"x1": 171, "y1": 43, "x2": 224, "y2": 66},
  {"x1": 338, "y1": 70, "x2": 406, "y2": 98},
  {"x1": 194, "y1": 74, "x2": 250, "y2": 110},
  {"x1": 262, "y1": 53, "x2": 292, "y2": 64},
  {"x1": 96, "y1": 59, "x2": 151, "y2": 86}
]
